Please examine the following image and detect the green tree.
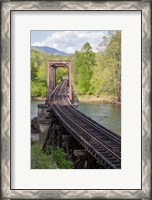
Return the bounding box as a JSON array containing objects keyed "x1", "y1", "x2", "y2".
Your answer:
[
  {"x1": 91, "y1": 53, "x2": 115, "y2": 96},
  {"x1": 105, "y1": 31, "x2": 121, "y2": 101},
  {"x1": 72, "y1": 42, "x2": 96, "y2": 95},
  {"x1": 56, "y1": 67, "x2": 69, "y2": 84},
  {"x1": 81, "y1": 42, "x2": 92, "y2": 52},
  {"x1": 91, "y1": 31, "x2": 121, "y2": 101},
  {"x1": 31, "y1": 60, "x2": 38, "y2": 81}
]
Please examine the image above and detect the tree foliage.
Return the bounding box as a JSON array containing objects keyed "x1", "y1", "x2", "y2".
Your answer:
[
  {"x1": 90, "y1": 31, "x2": 121, "y2": 101},
  {"x1": 106, "y1": 31, "x2": 121, "y2": 101},
  {"x1": 31, "y1": 49, "x2": 69, "y2": 97},
  {"x1": 56, "y1": 67, "x2": 69, "y2": 84},
  {"x1": 72, "y1": 32, "x2": 121, "y2": 101},
  {"x1": 72, "y1": 42, "x2": 96, "y2": 95}
]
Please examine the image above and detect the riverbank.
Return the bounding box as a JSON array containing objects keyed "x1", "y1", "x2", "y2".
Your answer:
[
  {"x1": 32, "y1": 97, "x2": 46, "y2": 100},
  {"x1": 32, "y1": 95, "x2": 121, "y2": 104},
  {"x1": 77, "y1": 95, "x2": 121, "y2": 104}
]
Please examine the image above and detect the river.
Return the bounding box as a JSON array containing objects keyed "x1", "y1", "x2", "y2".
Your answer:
[{"x1": 31, "y1": 100, "x2": 121, "y2": 135}]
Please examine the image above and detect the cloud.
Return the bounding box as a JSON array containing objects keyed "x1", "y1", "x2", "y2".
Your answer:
[{"x1": 31, "y1": 31, "x2": 107, "y2": 53}]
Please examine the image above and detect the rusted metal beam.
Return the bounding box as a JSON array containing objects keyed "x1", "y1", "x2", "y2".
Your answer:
[{"x1": 47, "y1": 60, "x2": 74, "y2": 102}]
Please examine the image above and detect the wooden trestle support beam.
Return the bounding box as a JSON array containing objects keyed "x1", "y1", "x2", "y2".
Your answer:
[{"x1": 37, "y1": 104, "x2": 105, "y2": 169}]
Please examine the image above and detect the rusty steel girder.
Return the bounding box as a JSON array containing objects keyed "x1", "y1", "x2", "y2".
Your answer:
[{"x1": 46, "y1": 60, "x2": 73, "y2": 102}]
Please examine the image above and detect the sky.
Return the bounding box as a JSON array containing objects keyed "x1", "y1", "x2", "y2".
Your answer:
[{"x1": 31, "y1": 30, "x2": 110, "y2": 54}]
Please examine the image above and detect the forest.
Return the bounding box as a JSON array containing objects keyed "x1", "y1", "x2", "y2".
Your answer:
[{"x1": 31, "y1": 31, "x2": 121, "y2": 102}]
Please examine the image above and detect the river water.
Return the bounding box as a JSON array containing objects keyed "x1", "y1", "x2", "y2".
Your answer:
[{"x1": 31, "y1": 100, "x2": 121, "y2": 135}]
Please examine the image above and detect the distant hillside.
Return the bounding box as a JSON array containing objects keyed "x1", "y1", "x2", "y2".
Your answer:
[{"x1": 31, "y1": 46, "x2": 70, "y2": 56}]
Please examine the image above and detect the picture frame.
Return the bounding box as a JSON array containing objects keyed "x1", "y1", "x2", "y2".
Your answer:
[{"x1": 1, "y1": 0, "x2": 151, "y2": 199}]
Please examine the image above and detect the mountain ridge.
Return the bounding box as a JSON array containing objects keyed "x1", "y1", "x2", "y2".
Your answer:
[{"x1": 31, "y1": 46, "x2": 70, "y2": 56}]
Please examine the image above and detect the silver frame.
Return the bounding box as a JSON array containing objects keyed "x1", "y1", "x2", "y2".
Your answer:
[{"x1": 1, "y1": 1, "x2": 151, "y2": 199}]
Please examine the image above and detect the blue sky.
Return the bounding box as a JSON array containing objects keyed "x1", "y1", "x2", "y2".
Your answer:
[{"x1": 31, "y1": 30, "x2": 110, "y2": 53}]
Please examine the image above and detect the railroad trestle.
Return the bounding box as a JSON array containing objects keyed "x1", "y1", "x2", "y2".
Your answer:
[{"x1": 36, "y1": 60, "x2": 121, "y2": 169}]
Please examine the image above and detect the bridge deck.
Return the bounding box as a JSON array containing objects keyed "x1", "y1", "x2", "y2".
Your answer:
[{"x1": 49, "y1": 80, "x2": 121, "y2": 169}]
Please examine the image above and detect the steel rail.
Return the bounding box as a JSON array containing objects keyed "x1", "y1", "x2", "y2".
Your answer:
[
  {"x1": 61, "y1": 84, "x2": 121, "y2": 154},
  {"x1": 59, "y1": 82, "x2": 121, "y2": 159},
  {"x1": 65, "y1": 95, "x2": 121, "y2": 143},
  {"x1": 52, "y1": 80, "x2": 120, "y2": 162},
  {"x1": 59, "y1": 80, "x2": 121, "y2": 154},
  {"x1": 58, "y1": 80, "x2": 118, "y2": 157},
  {"x1": 50, "y1": 80, "x2": 121, "y2": 168},
  {"x1": 61, "y1": 94, "x2": 121, "y2": 158},
  {"x1": 55, "y1": 82, "x2": 121, "y2": 168}
]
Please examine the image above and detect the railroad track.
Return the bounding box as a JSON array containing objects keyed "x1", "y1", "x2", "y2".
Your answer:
[{"x1": 50, "y1": 80, "x2": 121, "y2": 169}]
